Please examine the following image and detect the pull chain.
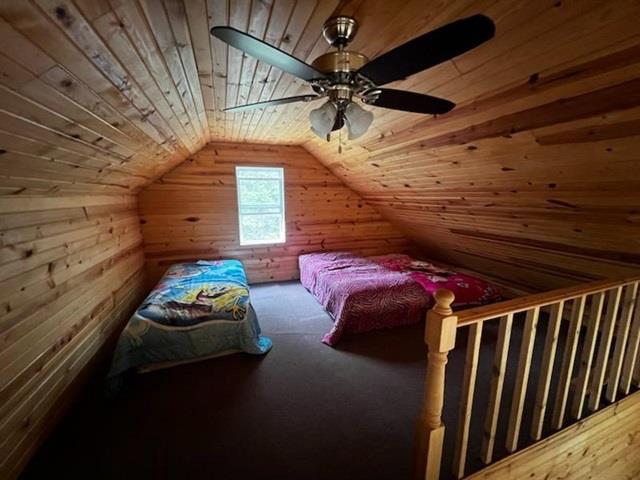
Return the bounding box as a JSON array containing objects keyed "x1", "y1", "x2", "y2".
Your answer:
[{"x1": 338, "y1": 127, "x2": 342, "y2": 154}]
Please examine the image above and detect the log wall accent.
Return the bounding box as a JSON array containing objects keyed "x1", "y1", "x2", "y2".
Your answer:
[
  {"x1": 465, "y1": 390, "x2": 640, "y2": 480},
  {"x1": 0, "y1": 194, "x2": 146, "y2": 479},
  {"x1": 139, "y1": 142, "x2": 409, "y2": 285}
]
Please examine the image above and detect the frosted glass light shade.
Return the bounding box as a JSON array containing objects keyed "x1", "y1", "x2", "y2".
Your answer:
[
  {"x1": 344, "y1": 101, "x2": 373, "y2": 139},
  {"x1": 309, "y1": 101, "x2": 337, "y2": 139}
]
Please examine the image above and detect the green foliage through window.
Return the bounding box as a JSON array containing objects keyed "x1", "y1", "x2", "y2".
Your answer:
[{"x1": 236, "y1": 167, "x2": 286, "y2": 245}]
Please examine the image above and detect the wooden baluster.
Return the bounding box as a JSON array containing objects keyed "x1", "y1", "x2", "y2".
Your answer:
[
  {"x1": 481, "y1": 313, "x2": 513, "y2": 464},
  {"x1": 453, "y1": 322, "x2": 483, "y2": 479},
  {"x1": 531, "y1": 301, "x2": 564, "y2": 440},
  {"x1": 414, "y1": 289, "x2": 458, "y2": 480},
  {"x1": 551, "y1": 295, "x2": 586, "y2": 429},
  {"x1": 588, "y1": 287, "x2": 622, "y2": 411},
  {"x1": 506, "y1": 307, "x2": 539, "y2": 452},
  {"x1": 621, "y1": 284, "x2": 640, "y2": 394},
  {"x1": 571, "y1": 292, "x2": 604, "y2": 420},
  {"x1": 606, "y1": 282, "x2": 639, "y2": 402}
]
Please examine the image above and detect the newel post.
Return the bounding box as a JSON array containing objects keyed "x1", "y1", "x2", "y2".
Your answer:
[{"x1": 414, "y1": 289, "x2": 457, "y2": 480}]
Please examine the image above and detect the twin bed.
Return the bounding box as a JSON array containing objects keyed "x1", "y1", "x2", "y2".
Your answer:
[
  {"x1": 108, "y1": 253, "x2": 499, "y2": 380},
  {"x1": 299, "y1": 252, "x2": 501, "y2": 345},
  {"x1": 107, "y1": 260, "x2": 272, "y2": 386}
]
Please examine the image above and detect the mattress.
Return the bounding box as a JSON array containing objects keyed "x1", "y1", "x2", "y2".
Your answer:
[
  {"x1": 299, "y1": 252, "x2": 501, "y2": 345},
  {"x1": 299, "y1": 252, "x2": 429, "y2": 345},
  {"x1": 106, "y1": 259, "x2": 272, "y2": 387}
]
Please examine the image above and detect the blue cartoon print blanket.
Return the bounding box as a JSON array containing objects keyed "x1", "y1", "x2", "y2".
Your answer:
[{"x1": 107, "y1": 260, "x2": 272, "y2": 386}]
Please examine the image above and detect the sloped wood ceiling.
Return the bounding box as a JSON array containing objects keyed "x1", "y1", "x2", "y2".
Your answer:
[
  {"x1": 1, "y1": 0, "x2": 638, "y2": 294},
  {"x1": 0, "y1": 0, "x2": 365, "y2": 194},
  {"x1": 0, "y1": 1, "x2": 639, "y2": 475},
  {"x1": 304, "y1": 0, "x2": 640, "y2": 291}
]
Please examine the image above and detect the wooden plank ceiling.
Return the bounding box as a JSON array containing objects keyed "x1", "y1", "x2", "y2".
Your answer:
[
  {"x1": 302, "y1": 0, "x2": 640, "y2": 290},
  {"x1": 0, "y1": 0, "x2": 639, "y2": 289},
  {"x1": 0, "y1": 0, "x2": 354, "y2": 195}
]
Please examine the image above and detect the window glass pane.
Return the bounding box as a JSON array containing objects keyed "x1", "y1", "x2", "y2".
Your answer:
[
  {"x1": 240, "y1": 214, "x2": 284, "y2": 244},
  {"x1": 238, "y1": 178, "x2": 281, "y2": 206},
  {"x1": 235, "y1": 166, "x2": 285, "y2": 246},
  {"x1": 236, "y1": 168, "x2": 282, "y2": 179},
  {"x1": 239, "y1": 205, "x2": 281, "y2": 215}
]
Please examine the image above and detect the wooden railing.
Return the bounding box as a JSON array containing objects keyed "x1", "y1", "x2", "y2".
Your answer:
[{"x1": 414, "y1": 275, "x2": 640, "y2": 480}]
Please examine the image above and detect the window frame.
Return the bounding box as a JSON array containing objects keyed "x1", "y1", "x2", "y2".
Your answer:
[{"x1": 235, "y1": 166, "x2": 286, "y2": 246}]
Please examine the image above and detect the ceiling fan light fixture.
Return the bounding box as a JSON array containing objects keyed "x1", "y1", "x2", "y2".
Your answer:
[
  {"x1": 212, "y1": 14, "x2": 496, "y2": 144},
  {"x1": 344, "y1": 101, "x2": 373, "y2": 139},
  {"x1": 309, "y1": 101, "x2": 337, "y2": 139}
]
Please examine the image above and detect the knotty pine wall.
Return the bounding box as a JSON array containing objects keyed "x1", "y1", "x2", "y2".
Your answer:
[
  {"x1": 304, "y1": 9, "x2": 640, "y2": 293},
  {"x1": 467, "y1": 391, "x2": 640, "y2": 479},
  {"x1": 140, "y1": 142, "x2": 410, "y2": 285},
  {"x1": 3, "y1": 0, "x2": 639, "y2": 296},
  {"x1": 0, "y1": 194, "x2": 146, "y2": 479}
]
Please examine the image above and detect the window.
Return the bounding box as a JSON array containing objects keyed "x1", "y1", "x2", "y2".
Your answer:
[{"x1": 235, "y1": 166, "x2": 286, "y2": 246}]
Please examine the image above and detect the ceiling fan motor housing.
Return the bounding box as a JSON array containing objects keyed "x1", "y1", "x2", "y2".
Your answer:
[
  {"x1": 312, "y1": 16, "x2": 372, "y2": 103},
  {"x1": 313, "y1": 16, "x2": 367, "y2": 77},
  {"x1": 322, "y1": 16, "x2": 358, "y2": 47},
  {"x1": 311, "y1": 51, "x2": 368, "y2": 74}
]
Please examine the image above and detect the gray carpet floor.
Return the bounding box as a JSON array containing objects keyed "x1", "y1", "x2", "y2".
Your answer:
[
  {"x1": 23, "y1": 281, "x2": 576, "y2": 480},
  {"x1": 22, "y1": 281, "x2": 434, "y2": 480}
]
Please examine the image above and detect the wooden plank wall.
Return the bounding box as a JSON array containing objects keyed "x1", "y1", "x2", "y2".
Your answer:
[
  {"x1": 303, "y1": 1, "x2": 640, "y2": 293},
  {"x1": 0, "y1": 0, "x2": 208, "y2": 197},
  {"x1": 1, "y1": 0, "x2": 638, "y2": 294},
  {"x1": 466, "y1": 390, "x2": 640, "y2": 480},
  {"x1": 0, "y1": 2, "x2": 637, "y2": 477},
  {"x1": 139, "y1": 142, "x2": 410, "y2": 285},
  {"x1": 0, "y1": 195, "x2": 146, "y2": 479}
]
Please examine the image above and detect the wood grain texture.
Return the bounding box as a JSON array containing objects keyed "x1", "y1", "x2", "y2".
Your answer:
[
  {"x1": 481, "y1": 313, "x2": 513, "y2": 464},
  {"x1": 0, "y1": 0, "x2": 200, "y2": 196},
  {"x1": 445, "y1": 276, "x2": 640, "y2": 477},
  {"x1": 139, "y1": 142, "x2": 410, "y2": 285},
  {"x1": 1, "y1": 2, "x2": 639, "y2": 476},
  {"x1": 302, "y1": 0, "x2": 640, "y2": 292},
  {"x1": 414, "y1": 289, "x2": 457, "y2": 480},
  {"x1": 505, "y1": 307, "x2": 539, "y2": 452},
  {"x1": 0, "y1": 194, "x2": 146, "y2": 479},
  {"x1": 551, "y1": 296, "x2": 585, "y2": 430},
  {"x1": 453, "y1": 321, "x2": 483, "y2": 479},
  {"x1": 0, "y1": 0, "x2": 638, "y2": 291},
  {"x1": 531, "y1": 302, "x2": 563, "y2": 440},
  {"x1": 466, "y1": 390, "x2": 640, "y2": 480},
  {"x1": 570, "y1": 293, "x2": 604, "y2": 420}
]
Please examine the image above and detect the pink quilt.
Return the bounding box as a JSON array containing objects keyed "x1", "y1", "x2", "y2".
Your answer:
[
  {"x1": 299, "y1": 252, "x2": 501, "y2": 345},
  {"x1": 372, "y1": 254, "x2": 502, "y2": 308}
]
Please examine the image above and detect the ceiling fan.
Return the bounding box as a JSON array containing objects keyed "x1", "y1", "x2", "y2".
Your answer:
[{"x1": 210, "y1": 14, "x2": 495, "y2": 140}]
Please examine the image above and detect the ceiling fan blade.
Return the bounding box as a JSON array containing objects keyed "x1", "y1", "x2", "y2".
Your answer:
[
  {"x1": 365, "y1": 89, "x2": 455, "y2": 114},
  {"x1": 357, "y1": 14, "x2": 495, "y2": 86},
  {"x1": 223, "y1": 95, "x2": 320, "y2": 113},
  {"x1": 211, "y1": 26, "x2": 326, "y2": 82}
]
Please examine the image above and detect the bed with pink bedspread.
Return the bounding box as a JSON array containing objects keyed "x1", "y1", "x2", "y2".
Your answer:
[{"x1": 299, "y1": 252, "x2": 501, "y2": 345}]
